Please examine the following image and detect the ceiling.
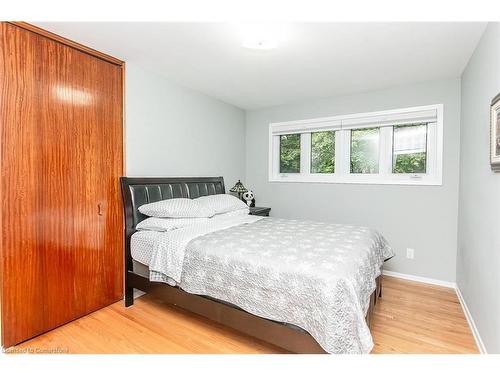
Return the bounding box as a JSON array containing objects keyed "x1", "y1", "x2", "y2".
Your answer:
[{"x1": 35, "y1": 22, "x2": 486, "y2": 110}]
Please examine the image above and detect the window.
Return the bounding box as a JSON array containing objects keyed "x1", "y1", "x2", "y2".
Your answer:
[
  {"x1": 350, "y1": 128, "x2": 379, "y2": 174},
  {"x1": 280, "y1": 134, "x2": 300, "y2": 173},
  {"x1": 269, "y1": 104, "x2": 443, "y2": 185},
  {"x1": 392, "y1": 124, "x2": 427, "y2": 174},
  {"x1": 311, "y1": 131, "x2": 335, "y2": 173}
]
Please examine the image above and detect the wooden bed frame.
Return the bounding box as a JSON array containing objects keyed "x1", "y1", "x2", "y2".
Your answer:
[{"x1": 120, "y1": 176, "x2": 382, "y2": 354}]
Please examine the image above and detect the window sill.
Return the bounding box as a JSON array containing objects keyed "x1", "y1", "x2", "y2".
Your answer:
[{"x1": 268, "y1": 176, "x2": 442, "y2": 186}]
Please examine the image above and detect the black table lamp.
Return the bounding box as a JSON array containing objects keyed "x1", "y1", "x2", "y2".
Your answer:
[{"x1": 229, "y1": 180, "x2": 248, "y2": 199}]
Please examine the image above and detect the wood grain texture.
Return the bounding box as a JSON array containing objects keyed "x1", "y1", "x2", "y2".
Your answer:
[
  {"x1": 0, "y1": 22, "x2": 124, "y2": 347},
  {"x1": 371, "y1": 276, "x2": 478, "y2": 354},
  {"x1": 11, "y1": 277, "x2": 478, "y2": 354},
  {"x1": 7, "y1": 22, "x2": 124, "y2": 66}
]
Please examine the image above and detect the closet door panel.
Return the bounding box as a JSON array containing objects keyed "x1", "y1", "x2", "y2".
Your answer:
[
  {"x1": 0, "y1": 23, "x2": 124, "y2": 347},
  {"x1": 0, "y1": 22, "x2": 48, "y2": 346},
  {"x1": 99, "y1": 63, "x2": 125, "y2": 303}
]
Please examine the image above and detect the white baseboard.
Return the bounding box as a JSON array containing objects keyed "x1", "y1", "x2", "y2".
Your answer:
[
  {"x1": 382, "y1": 270, "x2": 456, "y2": 289},
  {"x1": 382, "y1": 270, "x2": 486, "y2": 354},
  {"x1": 455, "y1": 287, "x2": 487, "y2": 354}
]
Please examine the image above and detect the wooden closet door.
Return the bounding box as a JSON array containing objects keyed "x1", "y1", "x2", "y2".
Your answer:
[{"x1": 0, "y1": 23, "x2": 124, "y2": 347}]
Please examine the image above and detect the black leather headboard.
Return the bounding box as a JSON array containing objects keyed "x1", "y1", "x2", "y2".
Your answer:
[{"x1": 120, "y1": 176, "x2": 225, "y2": 271}]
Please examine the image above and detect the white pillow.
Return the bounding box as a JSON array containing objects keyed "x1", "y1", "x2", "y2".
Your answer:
[
  {"x1": 215, "y1": 207, "x2": 249, "y2": 218},
  {"x1": 138, "y1": 198, "x2": 215, "y2": 218},
  {"x1": 136, "y1": 217, "x2": 209, "y2": 232},
  {"x1": 195, "y1": 194, "x2": 248, "y2": 215}
]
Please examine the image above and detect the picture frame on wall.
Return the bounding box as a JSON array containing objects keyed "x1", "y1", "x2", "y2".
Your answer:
[{"x1": 491, "y1": 92, "x2": 500, "y2": 172}]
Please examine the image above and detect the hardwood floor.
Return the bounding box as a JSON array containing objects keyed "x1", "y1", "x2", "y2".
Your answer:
[
  {"x1": 10, "y1": 276, "x2": 478, "y2": 354},
  {"x1": 370, "y1": 277, "x2": 478, "y2": 354}
]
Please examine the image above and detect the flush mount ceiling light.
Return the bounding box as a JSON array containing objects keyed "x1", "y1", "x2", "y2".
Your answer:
[{"x1": 239, "y1": 23, "x2": 286, "y2": 50}]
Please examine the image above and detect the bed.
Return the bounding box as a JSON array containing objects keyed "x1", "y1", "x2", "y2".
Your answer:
[{"x1": 120, "y1": 176, "x2": 393, "y2": 354}]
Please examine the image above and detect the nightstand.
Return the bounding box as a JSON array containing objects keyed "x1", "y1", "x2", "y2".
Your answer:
[{"x1": 249, "y1": 207, "x2": 271, "y2": 217}]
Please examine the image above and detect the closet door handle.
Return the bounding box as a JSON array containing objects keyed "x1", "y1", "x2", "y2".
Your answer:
[{"x1": 98, "y1": 203, "x2": 104, "y2": 216}]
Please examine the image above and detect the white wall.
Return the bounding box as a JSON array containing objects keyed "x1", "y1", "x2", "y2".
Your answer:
[
  {"x1": 245, "y1": 78, "x2": 461, "y2": 282},
  {"x1": 125, "y1": 63, "x2": 246, "y2": 186},
  {"x1": 457, "y1": 22, "x2": 500, "y2": 353}
]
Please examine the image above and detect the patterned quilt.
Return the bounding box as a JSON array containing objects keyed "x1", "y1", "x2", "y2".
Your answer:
[{"x1": 146, "y1": 216, "x2": 393, "y2": 354}]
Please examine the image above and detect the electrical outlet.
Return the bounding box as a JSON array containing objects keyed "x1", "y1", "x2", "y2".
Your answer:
[{"x1": 406, "y1": 248, "x2": 415, "y2": 259}]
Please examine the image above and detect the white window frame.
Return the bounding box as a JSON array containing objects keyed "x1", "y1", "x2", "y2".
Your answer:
[{"x1": 268, "y1": 104, "x2": 443, "y2": 186}]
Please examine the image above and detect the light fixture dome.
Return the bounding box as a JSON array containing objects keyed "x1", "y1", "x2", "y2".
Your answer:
[{"x1": 239, "y1": 23, "x2": 285, "y2": 50}]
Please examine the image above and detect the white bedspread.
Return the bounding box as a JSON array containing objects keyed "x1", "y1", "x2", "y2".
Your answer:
[
  {"x1": 146, "y1": 216, "x2": 393, "y2": 354},
  {"x1": 148, "y1": 215, "x2": 264, "y2": 283}
]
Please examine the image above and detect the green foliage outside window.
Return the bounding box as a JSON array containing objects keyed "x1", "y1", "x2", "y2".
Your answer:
[
  {"x1": 279, "y1": 124, "x2": 427, "y2": 176},
  {"x1": 311, "y1": 131, "x2": 335, "y2": 173},
  {"x1": 393, "y1": 152, "x2": 427, "y2": 173},
  {"x1": 392, "y1": 124, "x2": 427, "y2": 174},
  {"x1": 280, "y1": 134, "x2": 301, "y2": 173},
  {"x1": 350, "y1": 128, "x2": 379, "y2": 173}
]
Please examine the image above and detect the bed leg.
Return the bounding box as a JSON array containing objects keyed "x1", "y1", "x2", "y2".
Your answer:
[{"x1": 125, "y1": 286, "x2": 134, "y2": 307}]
